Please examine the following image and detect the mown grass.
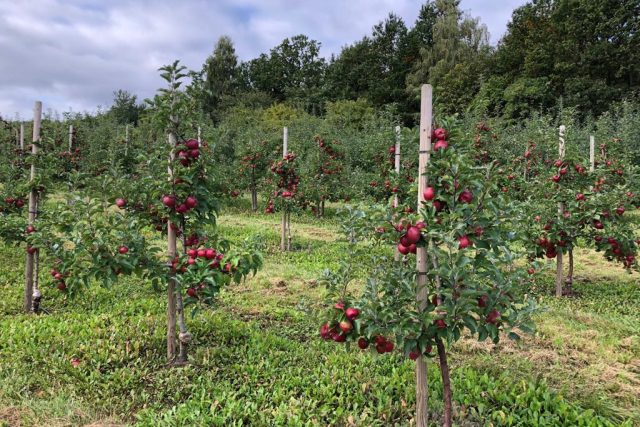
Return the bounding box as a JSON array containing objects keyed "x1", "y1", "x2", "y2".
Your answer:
[{"x1": 0, "y1": 201, "x2": 638, "y2": 426}]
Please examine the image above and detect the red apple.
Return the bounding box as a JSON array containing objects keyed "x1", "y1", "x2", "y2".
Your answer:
[
  {"x1": 162, "y1": 195, "x2": 176, "y2": 208},
  {"x1": 320, "y1": 322, "x2": 331, "y2": 340},
  {"x1": 458, "y1": 235, "x2": 472, "y2": 249},
  {"x1": 433, "y1": 128, "x2": 447, "y2": 140},
  {"x1": 486, "y1": 310, "x2": 501, "y2": 324},
  {"x1": 185, "y1": 196, "x2": 198, "y2": 209},
  {"x1": 397, "y1": 244, "x2": 410, "y2": 255},
  {"x1": 339, "y1": 320, "x2": 353, "y2": 333},
  {"x1": 345, "y1": 307, "x2": 360, "y2": 320},
  {"x1": 115, "y1": 198, "x2": 126, "y2": 208},
  {"x1": 118, "y1": 246, "x2": 129, "y2": 254},
  {"x1": 186, "y1": 287, "x2": 197, "y2": 298},
  {"x1": 477, "y1": 294, "x2": 488, "y2": 308},
  {"x1": 405, "y1": 226, "x2": 421, "y2": 244},
  {"x1": 357, "y1": 337, "x2": 369, "y2": 349},
  {"x1": 458, "y1": 189, "x2": 473, "y2": 204},
  {"x1": 434, "y1": 140, "x2": 448, "y2": 151},
  {"x1": 185, "y1": 139, "x2": 199, "y2": 150},
  {"x1": 423, "y1": 186, "x2": 435, "y2": 201}
]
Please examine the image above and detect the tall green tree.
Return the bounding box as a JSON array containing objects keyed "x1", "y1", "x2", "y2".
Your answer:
[
  {"x1": 202, "y1": 36, "x2": 239, "y2": 124},
  {"x1": 109, "y1": 90, "x2": 142, "y2": 125},
  {"x1": 245, "y1": 35, "x2": 326, "y2": 111},
  {"x1": 406, "y1": 0, "x2": 491, "y2": 115},
  {"x1": 478, "y1": 0, "x2": 640, "y2": 119}
]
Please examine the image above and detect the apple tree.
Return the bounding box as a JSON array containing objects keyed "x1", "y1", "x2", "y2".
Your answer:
[{"x1": 319, "y1": 119, "x2": 536, "y2": 426}]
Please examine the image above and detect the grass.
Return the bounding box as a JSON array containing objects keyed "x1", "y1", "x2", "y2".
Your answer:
[{"x1": 0, "y1": 200, "x2": 638, "y2": 426}]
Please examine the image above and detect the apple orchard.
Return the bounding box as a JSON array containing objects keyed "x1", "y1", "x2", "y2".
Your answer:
[{"x1": 1, "y1": 63, "x2": 638, "y2": 426}]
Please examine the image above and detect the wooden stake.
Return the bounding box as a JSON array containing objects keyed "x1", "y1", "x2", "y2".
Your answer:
[
  {"x1": 281, "y1": 127, "x2": 289, "y2": 252},
  {"x1": 124, "y1": 124, "x2": 129, "y2": 156},
  {"x1": 167, "y1": 133, "x2": 178, "y2": 362},
  {"x1": 589, "y1": 135, "x2": 595, "y2": 172},
  {"x1": 394, "y1": 125, "x2": 402, "y2": 262},
  {"x1": 19, "y1": 123, "x2": 24, "y2": 150},
  {"x1": 415, "y1": 84, "x2": 432, "y2": 427},
  {"x1": 197, "y1": 126, "x2": 201, "y2": 146},
  {"x1": 68, "y1": 125, "x2": 73, "y2": 152},
  {"x1": 555, "y1": 125, "x2": 566, "y2": 297},
  {"x1": 24, "y1": 101, "x2": 41, "y2": 313}
]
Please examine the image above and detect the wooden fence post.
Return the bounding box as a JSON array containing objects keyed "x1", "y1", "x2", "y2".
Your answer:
[
  {"x1": 415, "y1": 84, "x2": 432, "y2": 427},
  {"x1": 555, "y1": 125, "x2": 566, "y2": 297},
  {"x1": 24, "y1": 101, "x2": 41, "y2": 313}
]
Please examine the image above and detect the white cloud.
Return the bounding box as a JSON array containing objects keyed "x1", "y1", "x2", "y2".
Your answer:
[{"x1": 0, "y1": 0, "x2": 527, "y2": 119}]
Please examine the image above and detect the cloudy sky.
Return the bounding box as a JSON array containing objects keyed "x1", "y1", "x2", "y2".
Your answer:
[{"x1": 0, "y1": 0, "x2": 527, "y2": 119}]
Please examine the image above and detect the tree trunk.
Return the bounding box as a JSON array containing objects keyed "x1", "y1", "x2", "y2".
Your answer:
[
  {"x1": 251, "y1": 187, "x2": 258, "y2": 212},
  {"x1": 175, "y1": 291, "x2": 189, "y2": 364},
  {"x1": 32, "y1": 199, "x2": 41, "y2": 313},
  {"x1": 175, "y1": 220, "x2": 191, "y2": 364},
  {"x1": 321, "y1": 199, "x2": 325, "y2": 217},
  {"x1": 437, "y1": 338, "x2": 452, "y2": 427},
  {"x1": 287, "y1": 211, "x2": 292, "y2": 251},
  {"x1": 565, "y1": 249, "x2": 574, "y2": 295},
  {"x1": 280, "y1": 211, "x2": 287, "y2": 251},
  {"x1": 555, "y1": 251, "x2": 564, "y2": 297}
]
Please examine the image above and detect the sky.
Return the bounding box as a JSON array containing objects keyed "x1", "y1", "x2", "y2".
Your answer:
[{"x1": 0, "y1": 0, "x2": 527, "y2": 120}]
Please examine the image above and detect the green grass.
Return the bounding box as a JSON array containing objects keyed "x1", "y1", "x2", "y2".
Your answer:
[{"x1": 0, "y1": 205, "x2": 638, "y2": 426}]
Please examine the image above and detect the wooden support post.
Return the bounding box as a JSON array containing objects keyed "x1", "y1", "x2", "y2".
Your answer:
[
  {"x1": 167, "y1": 133, "x2": 178, "y2": 363},
  {"x1": 555, "y1": 125, "x2": 566, "y2": 297},
  {"x1": 589, "y1": 135, "x2": 595, "y2": 172},
  {"x1": 281, "y1": 127, "x2": 289, "y2": 252},
  {"x1": 124, "y1": 124, "x2": 129, "y2": 156},
  {"x1": 24, "y1": 101, "x2": 41, "y2": 313},
  {"x1": 197, "y1": 126, "x2": 201, "y2": 146},
  {"x1": 19, "y1": 123, "x2": 24, "y2": 150},
  {"x1": 415, "y1": 84, "x2": 432, "y2": 427},
  {"x1": 68, "y1": 125, "x2": 73, "y2": 152},
  {"x1": 394, "y1": 125, "x2": 402, "y2": 262}
]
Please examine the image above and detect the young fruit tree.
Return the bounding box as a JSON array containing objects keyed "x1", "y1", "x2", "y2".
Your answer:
[
  {"x1": 302, "y1": 135, "x2": 345, "y2": 217},
  {"x1": 514, "y1": 130, "x2": 639, "y2": 296},
  {"x1": 140, "y1": 61, "x2": 264, "y2": 363},
  {"x1": 24, "y1": 61, "x2": 263, "y2": 365},
  {"x1": 319, "y1": 85, "x2": 535, "y2": 426},
  {"x1": 265, "y1": 127, "x2": 301, "y2": 251}
]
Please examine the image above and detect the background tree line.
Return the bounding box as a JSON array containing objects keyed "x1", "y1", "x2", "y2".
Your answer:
[{"x1": 180, "y1": 0, "x2": 639, "y2": 126}]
